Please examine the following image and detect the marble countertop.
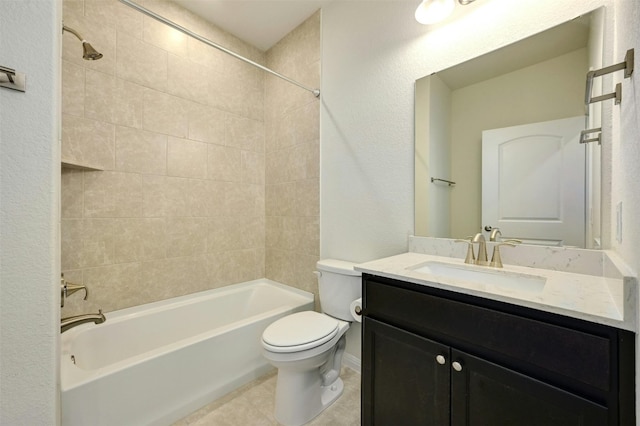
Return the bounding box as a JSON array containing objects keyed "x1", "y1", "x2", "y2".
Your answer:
[{"x1": 355, "y1": 252, "x2": 636, "y2": 331}]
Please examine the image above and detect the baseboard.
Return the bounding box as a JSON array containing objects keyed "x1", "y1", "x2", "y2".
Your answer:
[{"x1": 342, "y1": 352, "x2": 361, "y2": 374}]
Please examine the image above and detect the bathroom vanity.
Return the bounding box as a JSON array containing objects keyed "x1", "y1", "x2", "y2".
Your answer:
[{"x1": 357, "y1": 250, "x2": 636, "y2": 426}]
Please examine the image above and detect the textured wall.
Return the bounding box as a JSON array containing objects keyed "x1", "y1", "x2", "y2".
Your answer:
[
  {"x1": 264, "y1": 12, "x2": 321, "y2": 303},
  {"x1": 0, "y1": 0, "x2": 61, "y2": 423},
  {"x1": 321, "y1": 0, "x2": 615, "y2": 264}
]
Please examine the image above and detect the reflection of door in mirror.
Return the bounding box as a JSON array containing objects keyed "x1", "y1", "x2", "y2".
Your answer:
[
  {"x1": 414, "y1": 9, "x2": 605, "y2": 248},
  {"x1": 482, "y1": 116, "x2": 585, "y2": 247}
]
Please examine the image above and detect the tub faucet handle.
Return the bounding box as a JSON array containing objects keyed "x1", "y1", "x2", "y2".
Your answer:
[{"x1": 61, "y1": 273, "x2": 88, "y2": 308}]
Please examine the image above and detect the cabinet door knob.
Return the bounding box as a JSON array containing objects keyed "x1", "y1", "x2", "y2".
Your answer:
[
  {"x1": 452, "y1": 361, "x2": 463, "y2": 372},
  {"x1": 436, "y1": 355, "x2": 446, "y2": 365}
]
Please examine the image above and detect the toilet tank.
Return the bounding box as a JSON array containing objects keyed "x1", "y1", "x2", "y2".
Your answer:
[{"x1": 316, "y1": 259, "x2": 362, "y2": 321}]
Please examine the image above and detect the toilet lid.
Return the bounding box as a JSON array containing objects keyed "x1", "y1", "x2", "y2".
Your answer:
[{"x1": 262, "y1": 311, "x2": 339, "y2": 352}]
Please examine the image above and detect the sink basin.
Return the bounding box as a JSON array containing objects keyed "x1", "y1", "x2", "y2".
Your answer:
[{"x1": 408, "y1": 261, "x2": 546, "y2": 293}]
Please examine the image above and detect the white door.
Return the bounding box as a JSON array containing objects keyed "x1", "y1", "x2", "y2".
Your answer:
[{"x1": 482, "y1": 116, "x2": 586, "y2": 247}]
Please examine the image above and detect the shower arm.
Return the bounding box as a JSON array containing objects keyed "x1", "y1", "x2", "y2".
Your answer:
[
  {"x1": 62, "y1": 25, "x2": 85, "y2": 42},
  {"x1": 117, "y1": 0, "x2": 320, "y2": 98}
]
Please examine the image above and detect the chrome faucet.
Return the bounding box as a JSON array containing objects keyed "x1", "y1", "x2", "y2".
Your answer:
[
  {"x1": 472, "y1": 233, "x2": 489, "y2": 266},
  {"x1": 61, "y1": 310, "x2": 106, "y2": 333}
]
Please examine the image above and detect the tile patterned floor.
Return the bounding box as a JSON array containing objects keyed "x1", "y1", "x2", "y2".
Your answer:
[{"x1": 174, "y1": 367, "x2": 361, "y2": 426}]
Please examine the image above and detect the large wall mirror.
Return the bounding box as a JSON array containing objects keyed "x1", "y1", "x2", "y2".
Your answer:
[{"x1": 415, "y1": 8, "x2": 605, "y2": 248}]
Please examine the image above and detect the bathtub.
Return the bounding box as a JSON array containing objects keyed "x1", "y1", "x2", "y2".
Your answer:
[{"x1": 61, "y1": 279, "x2": 314, "y2": 426}]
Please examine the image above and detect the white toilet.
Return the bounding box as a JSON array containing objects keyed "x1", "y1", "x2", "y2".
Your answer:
[{"x1": 261, "y1": 259, "x2": 362, "y2": 426}]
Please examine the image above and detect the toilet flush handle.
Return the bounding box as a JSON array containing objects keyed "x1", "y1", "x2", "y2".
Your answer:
[{"x1": 313, "y1": 271, "x2": 322, "y2": 278}]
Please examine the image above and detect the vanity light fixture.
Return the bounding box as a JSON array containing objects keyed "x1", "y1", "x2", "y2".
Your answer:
[{"x1": 415, "y1": 0, "x2": 476, "y2": 25}]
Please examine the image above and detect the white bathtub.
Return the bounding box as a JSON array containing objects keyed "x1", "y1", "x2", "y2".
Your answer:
[{"x1": 61, "y1": 279, "x2": 314, "y2": 426}]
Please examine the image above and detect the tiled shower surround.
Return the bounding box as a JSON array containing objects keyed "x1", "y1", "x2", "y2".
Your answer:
[{"x1": 61, "y1": 0, "x2": 320, "y2": 316}]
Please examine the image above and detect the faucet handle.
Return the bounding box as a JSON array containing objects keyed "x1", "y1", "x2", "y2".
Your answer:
[
  {"x1": 490, "y1": 242, "x2": 517, "y2": 268},
  {"x1": 61, "y1": 274, "x2": 88, "y2": 308},
  {"x1": 455, "y1": 237, "x2": 476, "y2": 264}
]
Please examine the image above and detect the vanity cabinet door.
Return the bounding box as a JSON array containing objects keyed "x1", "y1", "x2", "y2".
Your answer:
[
  {"x1": 450, "y1": 349, "x2": 609, "y2": 426},
  {"x1": 363, "y1": 317, "x2": 450, "y2": 426}
]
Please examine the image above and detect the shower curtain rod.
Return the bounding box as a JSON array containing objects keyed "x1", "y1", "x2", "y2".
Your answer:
[{"x1": 117, "y1": 0, "x2": 320, "y2": 98}]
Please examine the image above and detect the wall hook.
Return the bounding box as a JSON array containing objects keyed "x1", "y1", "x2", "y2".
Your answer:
[
  {"x1": 585, "y1": 48, "x2": 634, "y2": 105},
  {"x1": 0, "y1": 65, "x2": 26, "y2": 92},
  {"x1": 580, "y1": 128, "x2": 602, "y2": 145}
]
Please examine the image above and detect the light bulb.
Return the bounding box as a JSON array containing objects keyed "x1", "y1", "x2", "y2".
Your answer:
[{"x1": 415, "y1": 0, "x2": 456, "y2": 25}]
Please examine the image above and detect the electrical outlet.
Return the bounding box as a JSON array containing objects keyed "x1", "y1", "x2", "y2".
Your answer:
[{"x1": 616, "y1": 202, "x2": 623, "y2": 243}]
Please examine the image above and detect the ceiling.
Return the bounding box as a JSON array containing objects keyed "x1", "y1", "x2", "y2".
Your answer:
[{"x1": 172, "y1": 0, "x2": 333, "y2": 51}]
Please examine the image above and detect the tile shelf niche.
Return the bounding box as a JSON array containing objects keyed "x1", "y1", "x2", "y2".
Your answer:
[{"x1": 61, "y1": 159, "x2": 104, "y2": 171}]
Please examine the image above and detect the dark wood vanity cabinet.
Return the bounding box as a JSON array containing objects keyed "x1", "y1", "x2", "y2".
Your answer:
[{"x1": 362, "y1": 274, "x2": 635, "y2": 426}]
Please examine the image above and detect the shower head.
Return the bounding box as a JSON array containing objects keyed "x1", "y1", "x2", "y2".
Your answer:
[{"x1": 62, "y1": 25, "x2": 103, "y2": 61}]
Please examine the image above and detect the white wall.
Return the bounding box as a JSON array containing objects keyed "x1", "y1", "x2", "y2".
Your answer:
[
  {"x1": 0, "y1": 0, "x2": 61, "y2": 424},
  {"x1": 321, "y1": 0, "x2": 614, "y2": 263}
]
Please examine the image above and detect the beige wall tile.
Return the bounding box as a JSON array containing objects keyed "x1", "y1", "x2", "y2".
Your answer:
[
  {"x1": 208, "y1": 216, "x2": 264, "y2": 254},
  {"x1": 226, "y1": 183, "x2": 264, "y2": 218},
  {"x1": 226, "y1": 115, "x2": 265, "y2": 153},
  {"x1": 264, "y1": 12, "x2": 320, "y2": 293},
  {"x1": 113, "y1": 218, "x2": 166, "y2": 263},
  {"x1": 265, "y1": 182, "x2": 294, "y2": 217},
  {"x1": 167, "y1": 54, "x2": 208, "y2": 104},
  {"x1": 187, "y1": 38, "x2": 227, "y2": 74},
  {"x1": 143, "y1": 88, "x2": 190, "y2": 137},
  {"x1": 207, "y1": 144, "x2": 241, "y2": 182},
  {"x1": 142, "y1": 174, "x2": 168, "y2": 217},
  {"x1": 188, "y1": 103, "x2": 226, "y2": 145},
  {"x1": 61, "y1": 169, "x2": 84, "y2": 218},
  {"x1": 82, "y1": 262, "x2": 143, "y2": 312},
  {"x1": 269, "y1": 111, "x2": 296, "y2": 151},
  {"x1": 116, "y1": 32, "x2": 167, "y2": 91},
  {"x1": 84, "y1": 171, "x2": 143, "y2": 217},
  {"x1": 85, "y1": 70, "x2": 144, "y2": 128},
  {"x1": 167, "y1": 137, "x2": 208, "y2": 179},
  {"x1": 205, "y1": 249, "x2": 263, "y2": 288},
  {"x1": 62, "y1": 114, "x2": 115, "y2": 170},
  {"x1": 296, "y1": 101, "x2": 320, "y2": 144},
  {"x1": 164, "y1": 177, "x2": 194, "y2": 217},
  {"x1": 265, "y1": 248, "x2": 297, "y2": 287},
  {"x1": 115, "y1": 126, "x2": 167, "y2": 174},
  {"x1": 61, "y1": 218, "x2": 115, "y2": 270},
  {"x1": 85, "y1": 0, "x2": 144, "y2": 39},
  {"x1": 241, "y1": 151, "x2": 265, "y2": 186},
  {"x1": 166, "y1": 217, "x2": 207, "y2": 257},
  {"x1": 63, "y1": 0, "x2": 83, "y2": 21},
  {"x1": 294, "y1": 178, "x2": 320, "y2": 217},
  {"x1": 141, "y1": 256, "x2": 207, "y2": 301},
  {"x1": 62, "y1": 60, "x2": 85, "y2": 117},
  {"x1": 143, "y1": 16, "x2": 188, "y2": 57}
]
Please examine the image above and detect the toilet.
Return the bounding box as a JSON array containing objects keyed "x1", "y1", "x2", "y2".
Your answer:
[{"x1": 261, "y1": 259, "x2": 362, "y2": 426}]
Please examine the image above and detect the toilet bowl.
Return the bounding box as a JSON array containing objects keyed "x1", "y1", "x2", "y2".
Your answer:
[{"x1": 261, "y1": 259, "x2": 361, "y2": 426}]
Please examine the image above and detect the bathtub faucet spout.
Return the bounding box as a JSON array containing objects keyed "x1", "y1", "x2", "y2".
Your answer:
[{"x1": 61, "y1": 309, "x2": 106, "y2": 333}]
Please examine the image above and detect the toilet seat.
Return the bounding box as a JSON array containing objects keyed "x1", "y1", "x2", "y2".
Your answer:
[{"x1": 262, "y1": 311, "x2": 339, "y2": 353}]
